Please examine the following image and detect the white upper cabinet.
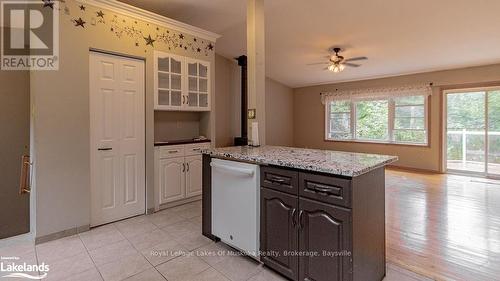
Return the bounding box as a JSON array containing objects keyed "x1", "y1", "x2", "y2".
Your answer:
[
  {"x1": 154, "y1": 51, "x2": 211, "y2": 111},
  {"x1": 186, "y1": 58, "x2": 211, "y2": 110}
]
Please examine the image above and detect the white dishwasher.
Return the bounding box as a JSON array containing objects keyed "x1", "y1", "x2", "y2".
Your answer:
[{"x1": 211, "y1": 158, "x2": 260, "y2": 258}]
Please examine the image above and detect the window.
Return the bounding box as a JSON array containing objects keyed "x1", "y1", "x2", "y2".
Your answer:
[
  {"x1": 356, "y1": 99, "x2": 389, "y2": 141},
  {"x1": 328, "y1": 100, "x2": 352, "y2": 139},
  {"x1": 326, "y1": 95, "x2": 428, "y2": 145},
  {"x1": 393, "y1": 96, "x2": 427, "y2": 143}
]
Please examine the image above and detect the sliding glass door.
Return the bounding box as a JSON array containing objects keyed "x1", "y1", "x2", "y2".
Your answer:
[
  {"x1": 445, "y1": 88, "x2": 500, "y2": 178},
  {"x1": 488, "y1": 91, "x2": 500, "y2": 177}
]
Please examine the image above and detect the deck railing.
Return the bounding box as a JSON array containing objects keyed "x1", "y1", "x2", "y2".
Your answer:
[{"x1": 447, "y1": 129, "x2": 500, "y2": 164}]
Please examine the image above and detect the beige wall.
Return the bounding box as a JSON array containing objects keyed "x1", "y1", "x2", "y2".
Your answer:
[
  {"x1": 294, "y1": 63, "x2": 500, "y2": 172},
  {"x1": 214, "y1": 56, "x2": 294, "y2": 147},
  {"x1": 31, "y1": 0, "x2": 215, "y2": 238},
  {"x1": 154, "y1": 112, "x2": 203, "y2": 142},
  {"x1": 214, "y1": 54, "x2": 240, "y2": 147},
  {"x1": 266, "y1": 78, "x2": 294, "y2": 146}
]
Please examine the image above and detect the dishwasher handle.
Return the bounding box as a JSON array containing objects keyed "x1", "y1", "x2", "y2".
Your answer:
[{"x1": 210, "y1": 162, "x2": 255, "y2": 177}]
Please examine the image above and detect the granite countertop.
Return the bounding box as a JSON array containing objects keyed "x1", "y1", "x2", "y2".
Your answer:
[{"x1": 202, "y1": 145, "x2": 398, "y2": 177}]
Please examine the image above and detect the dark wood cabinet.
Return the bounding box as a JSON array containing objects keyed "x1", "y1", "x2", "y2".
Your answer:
[
  {"x1": 258, "y1": 166, "x2": 385, "y2": 281},
  {"x1": 204, "y1": 159, "x2": 386, "y2": 281},
  {"x1": 261, "y1": 166, "x2": 299, "y2": 195},
  {"x1": 260, "y1": 188, "x2": 299, "y2": 280},
  {"x1": 299, "y1": 197, "x2": 352, "y2": 281},
  {"x1": 299, "y1": 172, "x2": 351, "y2": 208}
]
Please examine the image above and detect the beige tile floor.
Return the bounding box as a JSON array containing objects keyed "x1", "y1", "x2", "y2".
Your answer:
[{"x1": 0, "y1": 200, "x2": 431, "y2": 281}]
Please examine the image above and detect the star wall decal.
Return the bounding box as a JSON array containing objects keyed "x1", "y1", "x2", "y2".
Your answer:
[
  {"x1": 193, "y1": 38, "x2": 197, "y2": 42},
  {"x1": 196, "y1": 48, "x2": 201, "y2": 53},
  {"x1": 207, "y1": 43, "x2": 214, "y2": 51},
  {"x1": 179, "y1": 34, "x2": 185, "y2": 39},
  {"x1": 42, "y1": 0, "x2": 54, "y2": 9},
  {"x1": 144, "y1": 35, "x2": 155, "y2": 46},
  {"x1": 74, "y1": 17, "x2": 86, "y2": 28},
  {"x1": 96, "y1": 10, "x2": 105, "y2": 18},
  {"x1": 79, "y1": 5, "x2": 86, "y2": 11}
]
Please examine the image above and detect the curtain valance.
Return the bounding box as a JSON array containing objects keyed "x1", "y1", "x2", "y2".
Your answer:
[{"x1": 320, "y1": 84, "x2": 432, "y2": 104}]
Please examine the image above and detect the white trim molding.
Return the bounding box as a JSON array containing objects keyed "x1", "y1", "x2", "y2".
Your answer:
[
  {"x1": 321, "y1": 84, "x2": 432, "y2": 104},
  {"x1": 78, "y1": 0, "x2": 221, "y2": 42}
]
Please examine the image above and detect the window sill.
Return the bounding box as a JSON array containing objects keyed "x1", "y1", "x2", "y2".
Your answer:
[{"x1": 324, "y1": 138, "x2": 430, "y2": 148}]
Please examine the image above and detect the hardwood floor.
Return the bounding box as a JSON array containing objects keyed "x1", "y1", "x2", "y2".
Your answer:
[{"x1": 386, "y1": 169, "x2": 500, "y2": 281}]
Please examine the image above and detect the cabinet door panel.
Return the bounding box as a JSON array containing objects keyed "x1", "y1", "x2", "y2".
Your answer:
[
  {"x1": 159, "y1": 157, "x2": 185, "y2": 204},
  {"x1": 171, "y1": 58, "x2": 182, "y2": 74},
  {"x1": 185, "y1": 58, "x2": 211, "y2": 111},
  {"x1": 299, "y1": 197, "x2": 352, "y2": 281},
  {"x1": 185, "y1": 155, "x2": 202, "y2": 197},
  {"x1": 260, "y1": 188, "x2": 299, "y2": 280},
  {"x1": 154, "y1": 52, "x2": 185, "y2": 111}
]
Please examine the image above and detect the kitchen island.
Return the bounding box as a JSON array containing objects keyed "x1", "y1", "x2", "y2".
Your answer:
[{"x1": 202, "y1": 146, "x2": 397, "y2": 281}]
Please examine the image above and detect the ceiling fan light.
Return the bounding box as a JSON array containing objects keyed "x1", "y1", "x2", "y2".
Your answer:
[{"x1": 328, "y1": 64, "x2": 335, "y2": 71}]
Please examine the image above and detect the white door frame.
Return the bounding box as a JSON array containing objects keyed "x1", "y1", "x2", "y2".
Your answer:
[
  {"x1": 89, "y1": 50, "x2": 147, "y2": 226},
  {"x1": 442, "y1": 86, "x2": 500, "y2": 179}
]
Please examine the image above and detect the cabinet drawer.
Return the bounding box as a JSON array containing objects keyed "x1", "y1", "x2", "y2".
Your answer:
[
  {"x1": 299, "y1": 172, "x2": 351, "y2": 208},
  {"x1": 185, "y1": 143, "x2": 210, "y2": 156},
  {"x1": 159, "y1": 145, "x2": 185, "y2": 159},
  {"x1": 261, "y1": 166, "x2": 298, "y2": 195}
]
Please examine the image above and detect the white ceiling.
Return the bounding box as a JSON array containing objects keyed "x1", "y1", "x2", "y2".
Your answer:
[{"x1": 119, "y1": 0, "x2": 500, "y2": 88}]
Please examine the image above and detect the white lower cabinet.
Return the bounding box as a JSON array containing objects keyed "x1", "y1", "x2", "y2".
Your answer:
[
  {"x1": 185, "y1": 155, "x2": 203, "y2": 197},
  {"x1": 155, "y1": 143, "x2": 209, "y2": 206},
  {"x1": 158, "y1": 157, "x2": 185, "y2": 204}
]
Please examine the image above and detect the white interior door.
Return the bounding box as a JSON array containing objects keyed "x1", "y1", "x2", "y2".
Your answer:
[{"x1": 90, "y1": 52, "x2": 145, "y2": 227}]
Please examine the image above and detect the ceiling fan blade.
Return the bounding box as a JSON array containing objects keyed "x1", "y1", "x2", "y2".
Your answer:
[
  {"x1": 344, "y1": 56, "x2": 367, "y2": 62},
  {"x1": 307, "y1": 62, "x2": 329, "y2": 65},
  {"x1": 343, "y1": 62, "x2": 361, "y2": 67}
]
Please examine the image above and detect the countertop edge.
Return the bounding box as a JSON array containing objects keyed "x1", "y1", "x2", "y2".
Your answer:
[{"x1": 202, "y1": 151, "x2": 398, "y2": 177}]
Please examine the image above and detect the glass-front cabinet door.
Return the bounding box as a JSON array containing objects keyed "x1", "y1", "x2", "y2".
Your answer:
[
  {"x1": 154, "y1": 52, "x2": 184, "y2": 110},
  {"x1": 155, "y1": 51, "x2": 211, "y2": 111},
  {"x1": 186, "y1": 58, "x2": 210, "y2": 111}
]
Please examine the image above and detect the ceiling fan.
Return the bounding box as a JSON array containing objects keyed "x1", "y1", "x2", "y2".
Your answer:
[{"x1": 308, "y1": 47, "x2": 367, "y2": 73}]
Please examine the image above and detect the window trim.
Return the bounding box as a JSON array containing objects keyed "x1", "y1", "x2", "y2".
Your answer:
[{"x1": 324, "y1": 95, "x2": 430, "y2": 146}]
